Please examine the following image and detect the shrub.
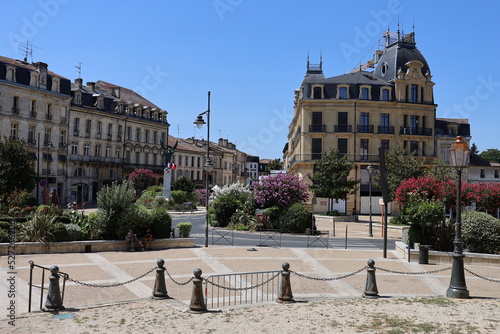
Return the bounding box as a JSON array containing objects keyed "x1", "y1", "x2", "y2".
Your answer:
[
  {"x1": 152, "y1": 196, "x2": 168, "y2": 210},
  {"x1": 278, "y1": 203, "x2": 311, "y2": 233},
  {"x1": 172, "y1": 176, "x2": 195, "y2": 192},
  {"x1": 211, "y1": 195, "x2": 241, "y2": 227},
  {"x1": 254, "y1": 173, "x2": 309, "y2": 209},
  {"x1": 210, "y1": 182, "x2": 251, "y2": 203},
  {"x1": 97, "y1": 180, "x2": 136, "y2": 239},
  {"x1": 403, "y1": 200, "x2": 445, "y2": 247},
  {"x1": 51, "y1": 222, "x2": 70, "y2": 241},
  {"x1": 462, "y1": 211, "x2": 500, "y2": 254},
  {"x1": 115, "y1": 204, "x2": 151, "y2": 240},
  {"x1": 36, "y1": 204, "x2": 62, "y2": 217},
  {"x1": 262, "y1": 206, "x2": 282, "y2": 229},
  {"x1": 142, "y1": 185, "x2": 163, "y2": 197},
  {"x1": 150, "y1": 208, "x2": 172, "y2": 238},
  {"x1": 19, "y1": 214, "x2": 58, "y2": 245},
  {"x1": 176, "y1": 222, "x2": 192, "y2": 238},
  {"x1": 195, "y1": 188, "x2": 207, "y2": 206},
  {"x1": 171, "y1": 190, "x2": 189, "y2": 204},
  {"x1": 84, "y1": 212, "x2": 102, "y2": 240},
  {"x1": 128, "y1": 169, "x2": 157, "y2": 196},
  {"x1": 136, "y1": 194, "x2": 156, "y2": 209},
  {"x1": 65, "y1": 223, "x2": 83, "y2": 241}
]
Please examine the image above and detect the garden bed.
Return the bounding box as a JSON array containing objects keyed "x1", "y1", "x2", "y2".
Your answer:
[{"x1": 0, "y1": 238, "x2": 195, "y2": 255}]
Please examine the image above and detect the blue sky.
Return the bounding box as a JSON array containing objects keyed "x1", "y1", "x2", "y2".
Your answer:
[{"x1": 2, "y1": 1, "x2": 500, "y2": 158}]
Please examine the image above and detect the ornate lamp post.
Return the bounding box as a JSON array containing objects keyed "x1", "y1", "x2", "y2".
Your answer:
[
  {"x1": 447, "y1": 136, "x2": 470, "y2": 299},
  {"x1": 367, "y1": 164, "x2": 375, "y2": 237},
  {"x1": 194, "y1": 91, "x2": 213, "y2": 248}
]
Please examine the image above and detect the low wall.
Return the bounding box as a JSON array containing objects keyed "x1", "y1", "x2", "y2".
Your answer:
[
  {"x1": 395, "y1": 241, "x2": 500, "y2": 266},
  {"x1": 0, "y1": 238, "x2": 195, "y2": 255}
]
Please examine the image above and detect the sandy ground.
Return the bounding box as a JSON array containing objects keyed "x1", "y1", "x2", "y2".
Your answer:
[{"x1": 4, "y1": 296, "x2": 500, "y2": 334}]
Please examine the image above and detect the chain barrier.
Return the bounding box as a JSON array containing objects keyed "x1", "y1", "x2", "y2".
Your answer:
[
  {"x1": 290, "y1": 267, "x2": 367, "y2": 281},
  {"x1": 464, "y1": 268, "x2": 500, "y2": 283},
  {"x1": 164, "y1": 267, "x2": 194, "y2": 286},
  {"x1": 203, "y1": 272, "x2": 281, "y2": 291},
  {"x1": 375, "y1": 266, "x2": 452, "y2": 275},
  {"x1": 66, "y1": 267, "x2": 156, "y2": 288}
]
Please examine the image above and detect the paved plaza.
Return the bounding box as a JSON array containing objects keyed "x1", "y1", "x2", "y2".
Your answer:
[{"x1": 2, "y1": 212, "x2": 499, "y2": 317}]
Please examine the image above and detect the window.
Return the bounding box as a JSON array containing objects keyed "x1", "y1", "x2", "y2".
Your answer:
[
  {"x1": 495, "y1": 170, "x2": 499, "y2": 179},
  {"x1": 381, "y1": 88, "x2": 389, "y2": 101},
  {"x1": 381, "y1": 139, "x2": 390, "y2": 151},
  {"x1": 71, "y1": 143, "x2": 78, "y2": 155},
  {"x1": 83, "y1": 143, "x2": 90, "y2": 156},
  {"x1": 85, "y1": 120, "x2": 92, "y2": 137},
  {"x1": 115, "y1": 146, "x2": 121, "y2": 158},
  {"x1": 107, "y1": 124, "x2": 113, "y2": 140},
  {"x1": 410, "y1": 84, "x2": 418, "y2": 103},
  {"x1": 361, "y1": 87, "x2": 369, "y2": 100},
  {"x1": 73, "y1": 118, "x2": 80, "y2": 136},
  {"x1": 126, "y1": 150, "x2": 131, "y2": 163},
  {"x1": 75, "y1": 168, "x2": 85, "y2": 177},
  {"x1": 74, "y1": 93, "x2": 81, "y2": 105},
  {"x1": 360, "y1": 139, "x2": 369, "y2": 160},
  {"x1": 338, "y1": 138, "x2": 348, "y2": 156},
  {"x1": 117, "y1": 125, "x2": 122, "y2": 140},
  {"x1": 311, "y1": 138, "x2": 322, "y2": 160},
  {"x1": 145, "y1": 130, "x2": 150, "y2": 143},
  {"x1": 198, "y1": 157, "x2": 201, "y2": 167},
  {"x1": 95, "y1": 144, "x2": 101, "y2": 157},
  {"x1": 10, "y1": 123, "x2": 19, "y2": 139},
  {"x1": 136, "y1": 128, "x2": 141, "y2": 141},
  {"x1": 47, "y1": 103, "x2": 52, "y2": 119},
  {"x1": 97, "y1": 121, "x2": 102, "y2": 138},
  {"x1": 59, "y1": 130, "x2": 66, "y2": 147},
  {"x1": 161, "y1": 132, "x2": 166, "y2": 143},
  {"x1": 380, "y1": 113, "x2": 391, "y2": 134},
  {"x1": 31, "y1": 100, "x2": 37, "y2": 115},
  {"x1": 410, "y1": 141, "x2": 418, "y2": 155},
  {"x1": 127, "y1": 126, "x2": 132, "y2": 140},
  {"x1": 410, "y1": 115, "x2": 419, "y2": 134},
  {"x1": 12, "y1": 96, "x2": 19, "y2": 114},
  {"x1": 44, "y1": 128, "x2": 51, "y2": 145},
  {"x1": 153, "y1": 153, "x2": 157, "y2": 166},
  {"x1": 135, "y1": 151, "x2": 140, "y2": 164},
  {"x1": 339, "y1": 87, "x2": 348, "y2": 99},
  {"x1": 313, "y1": 86, "x2": 322, "y2": 99},
  {"x1": 153, "y1": 131, "x2": 158, "y2": 144},
  {"x1": 145, "y1": 153, "x2": 149, "y2": 165},
  {"x1": 27, "y1": 126, "x2": 35, "y2": 144},
  {"x1": 109, "y1": 169, "x2": 116, "y2": 179},
  {"x1": 480, "y1": 169, "x2": 485, "y2": 178}
]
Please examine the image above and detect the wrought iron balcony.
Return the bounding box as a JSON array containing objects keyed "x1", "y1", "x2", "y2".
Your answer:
[
  {"x1": 309, "y1": 124, "x2": 326, "y2": 132},
  {"x1": 334, "y1": 124, "x2": 352, "y2": 133},
  {"x1": 400, "y1": 127, "x2": 432, "y2": 136},
  {"x1": 357, "y1": 125, "x2": 374, "y2": 133},
  {"x1": 378, "y1": 126, "x2": 395, "y2": 134}
]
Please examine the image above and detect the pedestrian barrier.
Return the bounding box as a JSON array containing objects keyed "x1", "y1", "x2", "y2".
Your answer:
[
  {"x1": 307, "y1": 230, "x2": 329, "y2": 249},
  {"x1": 259, "y1": 229, "x2": 281, "y2": 247},
  {"x1": 27, "y1": 258, "x2": 500, "y2": 313},
  {"x1": 211, "y1": 227, "x2": 234, "y2": 246}
]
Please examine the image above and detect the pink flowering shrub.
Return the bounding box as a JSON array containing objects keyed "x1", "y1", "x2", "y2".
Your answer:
[
  {"x1": 253, "y1": 173, "x2": 309, "y2": 209},
  {"x1": 128, "y1": 169, "x2": 157, "y2": 195}
]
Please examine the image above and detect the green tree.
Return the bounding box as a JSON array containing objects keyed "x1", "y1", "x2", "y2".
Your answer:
[
  {"x1": 0, "y1": 138, "x2": 36, "y2": 193},
  {"x1": 470, "y1": 143, "x2": 479, "y2": 158},
  {"x1": 382, "y1": 146, "x2": 426, "y2": 201},
  {"x1": 480, "y1": 148, "x2": 500, "y2": 163},
  {"x1": 265, "y1": 158, "x2": 283, "y2": 174},
  {"x1": 308, "y1": 147, "x2": 359, "y2": 202},
  {"x1": 172, "y1": 176, "x2": 195, "y2": 192}
]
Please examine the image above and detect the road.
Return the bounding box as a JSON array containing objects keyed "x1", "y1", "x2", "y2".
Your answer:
[{"x1": 171, "y1": 211, "x2": 398, "y2": 250}]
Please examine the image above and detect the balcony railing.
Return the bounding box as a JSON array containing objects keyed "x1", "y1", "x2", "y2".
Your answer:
[
  {"x1": 400, "y1": 127, "x2": 433, "y2": 136},
  {"x1": 45, "y1": 114, "x2": 52, "y2": 120},
  {"x1": 73, "y1": 130, "x2": 80, "y2": 136},
  {"x1": 85, "y1": 132, "x2": 91, "y2": 138},
  {"x1": 30, "y1": 111, "x2": 37, "y2": 118},
  {"x1": 309, "y1": 124, "x2": 326, "y2": 132},
  {"x1": 357, "y1": 125, "x2": 374, "y2": 133},
  {"x1": 334, "y1": 124, "x2": 352, "y2": 132},
  {"x1": 12, "y1": 108, "x2": 19, "y2": 114},
  {"x1": 378, "y1": 125, "x2": 395, "y2": 134},
  {"x1": 60, "y1": 117, "x2": 67, "y2": 123},
  {"x1": 96, "y1": 133, "x2": 102, "y2": 139}
]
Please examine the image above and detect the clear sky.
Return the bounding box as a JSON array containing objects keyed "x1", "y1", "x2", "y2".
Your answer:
[{"x1": 2, "y1": 1, "x2": 499, "y2": 159}]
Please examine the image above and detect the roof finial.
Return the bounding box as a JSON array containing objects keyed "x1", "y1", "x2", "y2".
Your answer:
[
  {"x1": 307, "y1": 50, "x2": 310, "y2": 70},
  {"x1": 397, "y1": 16, "x2": 400, "y2": 41},
  {"x1": 320, "y1": 50, "x2": 323, "y2": 70}
]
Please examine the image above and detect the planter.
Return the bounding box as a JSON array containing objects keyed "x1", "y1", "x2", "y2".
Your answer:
[{"x1": 0, "y1": 238, "x2": 195, "y2": 255}]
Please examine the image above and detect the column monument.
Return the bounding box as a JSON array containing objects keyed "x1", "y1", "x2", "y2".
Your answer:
[{"x1": 160, "y1": 139, "x2": 178, "y2": 199}]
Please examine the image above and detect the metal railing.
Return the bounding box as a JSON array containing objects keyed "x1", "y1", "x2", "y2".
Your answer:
[{"x1": 203, "y1": 270, "x2": 281, "y2": 308}]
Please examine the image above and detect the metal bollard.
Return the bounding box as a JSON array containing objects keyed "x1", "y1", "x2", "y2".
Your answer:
[
  {"x1": 152, "y1": 259, "x2": 168, "y2": 299},
  {"x1": 276, "y1": 262, "x2": 294, "y2": 303},
  {"x1": 362, "y1": 259, "x2": 379, "y2": 299},
  {"x1": 44, "y1": 266, "x2": 65, "y2": 311},
  {"x1": 189, "y1": 268, "x2": 206, "y2": 312}
]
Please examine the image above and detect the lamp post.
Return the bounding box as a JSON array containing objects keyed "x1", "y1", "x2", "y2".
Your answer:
[
  {"x1": 194, "y1": 91, "x2": 213, "y2": 248},
  {"x1": 447, "y1": 136, "x2": 470, "y2": 299},
  {"x1": 367, "y1": 164, "x2": 375, "y2": 237},
  {"x1": 36, "y1": 132, "x2": 41, "y2": 204}
]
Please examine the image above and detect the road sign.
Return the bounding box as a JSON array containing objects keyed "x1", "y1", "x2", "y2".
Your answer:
[
  {"x1": 256, "y1": 214, "x2": 265, "y2": 224},
  {"x1": 39, "y1": 180, "x2": 47, "y2": 187}
]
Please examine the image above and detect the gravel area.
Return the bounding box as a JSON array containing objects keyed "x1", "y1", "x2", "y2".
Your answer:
[{"x1": 6, "y1": 296, "x2": 500, "y2": 334}]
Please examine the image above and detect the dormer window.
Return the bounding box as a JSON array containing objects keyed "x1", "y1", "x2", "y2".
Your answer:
[
  {"x1": 381, "y1": 88, "x2": 390, "y2": 101},
  {"x1": 312, "y1": 85, "x2": 323, "y2": 99},
  {"x1": 360, "y1": 86, "x2": 370, "y2": 100},
  {"x1": 74, "y1": 92, "x2": 81, "y2": 105},
  {"x1": 338, "y1": 86, "x2": 349, "y2": 99},
  {"x1": 410, "y1": 84, "x2": 418, "y2": 103},
  {"x1": 6, "y1": 66, "x2": 15, "y2": 82},
  {"x1": 30, "y1": 72, "x2": 39, "y2": 87},
  {"x1": 52, "y1": 77, "x2": 60, "y2": 93}
]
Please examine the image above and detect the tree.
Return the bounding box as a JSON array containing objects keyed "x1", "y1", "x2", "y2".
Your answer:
[
  {"x1": 253, "y1": 172, "x2": 309, "y2": 209},
  {"x1": 308, "y1": 147, "x2": 359, "y2": 202},
  {"x1": 381, "y1": 147, "x2": 426, "y2": 201},
  {"x1": 0, "y1": 138, "x2": 36, "y2": 193},
  {"x1": 172, "y1": 176, "x2": 195, "y2": 192},
  {"x1": 480, "y1": 148, "x2": 500, "y2": 163},
  {"x1": 470, "y1": 143, "x2": 479, "y2": 158},
  {"x1": 265, "y1": 158, "x2": 283, "y2": 174},
  {"x1": 394, "y1": 176, "x2": 444, "y2": 205},
  {"x1": 128, "y1": 169, "x2": 157, "y2": 196}
]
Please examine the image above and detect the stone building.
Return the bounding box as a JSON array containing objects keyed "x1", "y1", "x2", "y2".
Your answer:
[
  {"x1": 283, "y1": 31, "x2": 471, "y2": 214},
  {"x1": 0, "y1": 56, "x2": 72, "y2": 204}
]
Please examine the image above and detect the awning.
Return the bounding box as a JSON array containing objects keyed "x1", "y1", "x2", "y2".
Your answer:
[
  {"x1": 58, "y1": 155, "x2": 67, "y2": 162},
  {"x1": 28, "y1": 152, "x2": 37, "y2": 160},
  {"x1": 43, "y1": 153, "x2": 53, "y2": 161}
]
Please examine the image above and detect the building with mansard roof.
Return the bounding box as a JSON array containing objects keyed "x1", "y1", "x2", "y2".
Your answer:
[{"x1": 283, "y1": 30, "x2": 471, "y2": 214}]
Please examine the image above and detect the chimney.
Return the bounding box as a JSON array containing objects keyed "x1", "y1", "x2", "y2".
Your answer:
[
  {"x1": 86, "y1": 82, "x2": 96, "y2": 91},
  {"x1": 108, "y1": 87, "x2": 120, "y2": 98},
  {"x1": 218, "y1": 138, "x2": 224, "y2": 146},
  {"x1": 34, "y1": 62, "x2": 48, "y2": 89},
  {"x1": 75, "y1": 78, "x2": 83, "y2": 87},
  {"x1": 223, "y1": 139, "x2": 228, "y2": 147}
]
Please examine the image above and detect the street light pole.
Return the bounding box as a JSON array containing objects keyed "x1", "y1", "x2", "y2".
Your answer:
[
  {"x1": 367, "y1": 164, "x2": 374, "y2": 237},
  {"x1": 36, "y1": 132, "x2": 40, "y2": 204},
  {"x1": 447, "y1": 136, "x2": 470, "y2": 299},
  {"x1": 194, "y1": 91, "x2": 213, "y2": 248}
]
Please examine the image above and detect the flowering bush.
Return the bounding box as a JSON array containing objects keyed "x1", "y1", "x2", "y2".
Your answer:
[
  {"x1": 195, "y1": 188, "x2": 207, "y2": 205},
  {"x1": 128, "y1": 169, "x2": 157, "y2": 196},
  {"x1": 210, "y1": 182, "x2": 251, "y2": 203},
  {"x1": 253, "y1": 173, "x2": 309, "y2": 209},
  {"x1": 394, "y1": 176, "x2": 445, "y2": 205},
  {"x1": 470, "y1": 183, "x2": 500, "y2": 214}
]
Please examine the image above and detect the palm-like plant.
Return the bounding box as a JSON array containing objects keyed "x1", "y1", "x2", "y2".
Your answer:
[{"x1": 19, "y1": 213, "x2": 57, "y2": 251}]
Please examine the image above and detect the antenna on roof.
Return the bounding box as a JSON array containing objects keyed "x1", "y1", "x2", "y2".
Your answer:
[
  {"x1": 218, "y1": 129, "x2": 222, "y2": 138},
  {"x1": 177, "y1": 124, "x2": 180, "y2": 138},
  {"x1": 74, "y1": 62, "x2": 83, "y2": 78},
  {"x1": 18, "y1": 41, "x2": 41, "y2": 62}
]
